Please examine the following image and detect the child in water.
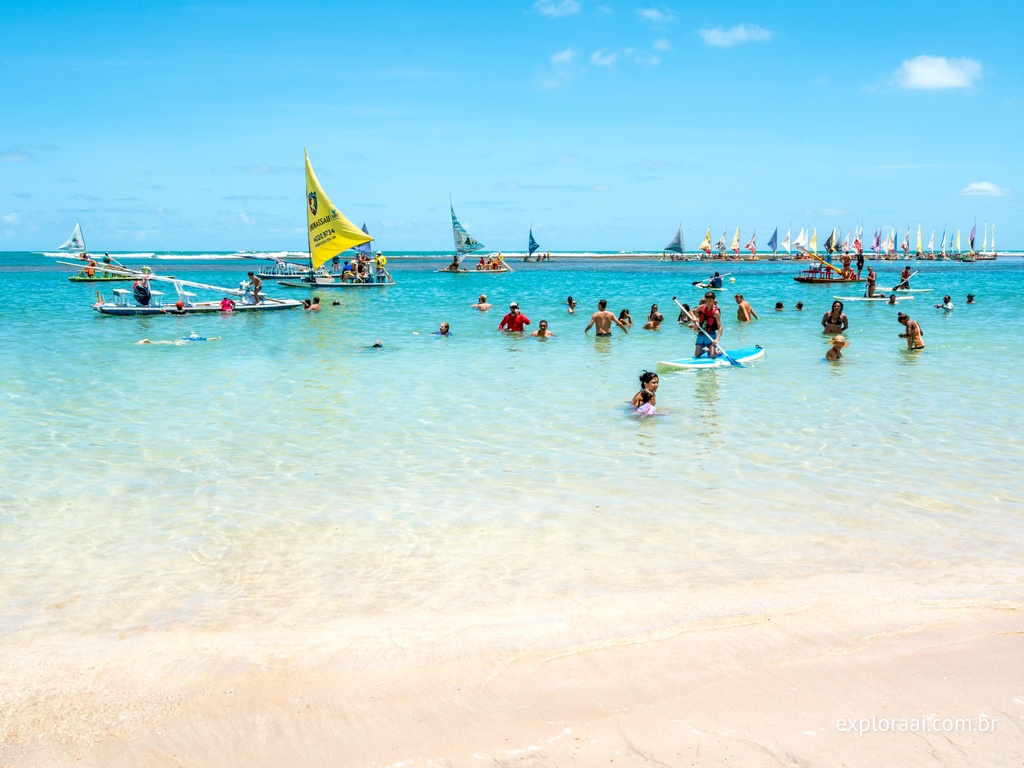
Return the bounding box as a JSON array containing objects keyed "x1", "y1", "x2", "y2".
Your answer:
[
  {"x1": 826, "y1": 335, "x2": 850, "y2": 360},
  {"x1": 631, "y1": 371, "x2": 659, "y2": 408},
  {"x1": 633, "y1": 388, "x2": 656, "y2": 416}
]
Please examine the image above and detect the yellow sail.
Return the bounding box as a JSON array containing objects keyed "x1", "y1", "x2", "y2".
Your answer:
[
  {"x1": 305, "y1": 149, "x2": 372, "y2": 270},
  {"x1": 810, "y1": 228, "x2": 818, "y2": 255},
  {"x1": 916, "y1": 225, "x2": 922, "y2": 253},
  {"x1": 699, "y1": 227, "x2": 712, "y2": 252},
  {"x1": 730, "y1": 227, "x2": 740, "y2": 252},
  {"x1": 956, "y1": 229, "x2": 961, "y2": 253}
]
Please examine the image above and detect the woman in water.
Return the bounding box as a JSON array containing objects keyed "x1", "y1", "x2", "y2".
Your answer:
[
  {"x1": 822, "y1": 300, "x2": 849, "y2": 334},
  {"x1": 633, "y1": 389, "x2": 656, "y2": 416},
  {"x1": 567, "y1": 296, "x2": 577, "y2": 314},
  {"x1": 618, "y1": 309, "x2": 632, "y2": 327},
  {"x1": 644, "y1": 304, "x2": 664, "y2": 330},
  {"x1": 825, "y1": 335, "x2": 850, "y2": 360},
  {"x1": 631, "y1": 371, "x2": 659, "y2": 408},
  {"x1": 897, "y1": 312, "x2": 924, "y2": 350}
]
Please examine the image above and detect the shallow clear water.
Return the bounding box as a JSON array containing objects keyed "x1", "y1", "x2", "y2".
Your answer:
[{"x1": 1, "y1": 253, "x2": 1021, "y2": 661}]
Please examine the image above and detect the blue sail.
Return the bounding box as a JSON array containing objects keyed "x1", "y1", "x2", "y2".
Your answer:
[
  {"x1": 451, "y1": 203, "x2": 484, "y2": 257},
  {"x1": 663, "y1": 225, "x2": 684, "y2": 254},
  {"x1": 528, "y1": 227, "x2": 540, "y2": 256},
  {"x1": 353, "y1": 222, "x2": 373, "y2": 254},
  {"x1": 767, "y1": 227, "x2": 778, "y2": 252}
]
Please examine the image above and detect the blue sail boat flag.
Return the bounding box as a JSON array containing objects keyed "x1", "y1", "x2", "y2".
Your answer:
[
  {"x1": 767, "y1": 227, "x2": 778, "y2": 253},
  {"x1": 528, "y1": 227, "x2": 540, "y2": 257}
]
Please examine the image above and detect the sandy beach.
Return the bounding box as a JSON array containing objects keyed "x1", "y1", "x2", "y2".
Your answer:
[{"x1": 2, "y1": 595, "x2": 1020, "y2": 767}]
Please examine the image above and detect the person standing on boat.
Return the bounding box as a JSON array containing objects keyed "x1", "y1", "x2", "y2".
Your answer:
[
  {"x1": 585, "y1": 299, "x2": 630, "y2": 337},
  {"x1": 247, "y1": 271, "x2": 263, "y2": 304},
  {"x1": 866, "y1": 266, "x2": 877, "y2": 297},
  {"x1": 498, "y1": 302, "x2": 530, "y2": 332},
  {"x1": 132, "y1": 275, "x2": 152, "y2": 306},
  {"x1": 694, "y1": 292, "x2": 723, "y2": 358},
  {"x1": 734, "y1": 294, "x2": 759, "y2": 322},
  {"x1": 822, "y1": 301, "x2": 848, "y2": 334},
  {"x1": 897, "y1": 312, "x2": 925, "y2": 349}
]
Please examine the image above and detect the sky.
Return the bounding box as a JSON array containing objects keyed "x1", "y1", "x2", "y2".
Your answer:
[{"x1": 1, "y1": 0, "x2": 1021, "y2": 252}]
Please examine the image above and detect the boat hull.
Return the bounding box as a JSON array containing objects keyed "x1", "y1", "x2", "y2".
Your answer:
[
  {"x1": 793, "y1": 277, "x2": 865, "y2": 284},
  {"x1": 94, "y1": 299, "x2": 303, "y2": 315},
  {"x1": 279, "y1": 278, "x2": 394, "y2": 288},
  {"x1": 436, "y1": 268, "x2": 511, "y2": 274}
]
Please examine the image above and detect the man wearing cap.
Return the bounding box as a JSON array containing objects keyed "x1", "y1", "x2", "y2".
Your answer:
[
  {"x1": 498, "y1": 302, "x2": 530, "y2": 332},
  {"x1": 375, "y1": 251, "x2": 387, "y2": 280},
  {"x1": 472, "y1": 294, "x2": 492, "y2": 312}
]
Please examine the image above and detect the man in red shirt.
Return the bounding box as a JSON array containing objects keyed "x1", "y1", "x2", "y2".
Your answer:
[{"x1": 498, "y1": 301, "x2": 530, "y2": 332}]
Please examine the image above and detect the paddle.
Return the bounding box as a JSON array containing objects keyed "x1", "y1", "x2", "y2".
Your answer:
[
  {"x1": 672, "y1": 296, "x2": 743, "y2": 368},
  {"x1": 691, "y1": 272, "x2": 731, "y2": 286},
  {"x1": 892, "y1": 270, "x2": 918, "y2": 291}
]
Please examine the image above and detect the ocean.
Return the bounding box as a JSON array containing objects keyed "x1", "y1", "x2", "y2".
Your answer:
[{"x1": 2, "y1": 251, "x2": 1021, "y2": 667}]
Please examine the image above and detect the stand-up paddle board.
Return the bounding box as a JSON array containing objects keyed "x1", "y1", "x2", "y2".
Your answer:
[{"x1": 657, "y1": 346, "x2": 765, "y2": 371}]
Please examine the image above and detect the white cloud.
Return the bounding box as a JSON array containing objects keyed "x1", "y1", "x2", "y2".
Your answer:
[
  {"x1": 961, "y1": 181, "x2": 1009, "y2": 197},
  {"x1": 2, "y1": 213, "x2": 20, "y2": 224},
  {"x1": 539, "y1": 47, "x2": 581, "y2": 89},
  {"x1": 0, "y1": 149, "x2": 34, "y2": 163},
  {"x1": 698, "y1": 23, "x2": 773, "y2": 47},
  {"x1": 896, "y1": 55, "x2": 982, "y2": 90},
  {"x1": 550, "y1": 47, "x2": 578, "y2": 65},
  {"x1": 637, "y1": 8, "x2": 675, "y2": 24},
  {"x1": 653, "y1": 37, "x2": 671, "y2": 51},
  {"x1": 591, "y1": 49, "x2": 618, "y2": 67},
  {"x1": 534, "y1": 0, "x2": 581, "y2": 18}
]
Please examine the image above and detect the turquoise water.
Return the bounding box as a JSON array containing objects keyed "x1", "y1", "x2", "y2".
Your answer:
[{"x1": 1, "y1": 253, "x2": 1022, "y2": 660}]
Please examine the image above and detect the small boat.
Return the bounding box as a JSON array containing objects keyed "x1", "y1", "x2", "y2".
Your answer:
[
  {"x1": 285, "y1": 151, "x2": 396, "y2": 288},
  {"x1": 68, "y1": 263, "x2": 173, "y2": 283},
  {"x1": 793, "y1": 250, "x2": 863, "y2": 284},
  {"x1": 657, "y1": 346, "x2": 765, "y2": 371},
  {"x1": 63, "y1": 263, "x2": 303, "y2": 315},
  {"x1": 58, "y1": 224, "x2": 171, "y2": 281},
  {"x1": 833, "y1": 295, "x2": 914, "y2": 301},
  {"x1": 256, "y1": 260, "x2": 326, "y2": 280},
  {"x1": 438, "y1": 200, "x2": 511, "y2": 273},
  {"x1": 659, "y1": 225, "x2": 686, "y2": 261}
]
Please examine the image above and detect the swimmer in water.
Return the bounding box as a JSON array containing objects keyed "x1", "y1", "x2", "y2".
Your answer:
[
  {"x1": 633, "y1": 388, "x2": 656, "y2": 415},
  {"x1": 631, "y1": 371, "x2": 659, "y2": 408},
  {"x1": 825, "y1": 334, "x2": 849, "y2": 360},
  {"x1": 585, "y1": 299, "x2": 630, "y2": 336}
]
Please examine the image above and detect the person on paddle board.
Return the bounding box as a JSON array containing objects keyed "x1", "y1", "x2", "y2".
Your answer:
[
  {"x1": 822, "y1": 300, "x2": 848, "y2": 335},
  {"x1": 710, "y1": 272, "x2": 724, "y2": 289},
  {"x1": 866, "y1": 266, "x2": 877, "y2": 297},
  {"x1": 694, "y1": 292, "x2": 723, "y2": 358},
  {"x1": 898, "y1": 265, "x2": 912, "y2": 289}
]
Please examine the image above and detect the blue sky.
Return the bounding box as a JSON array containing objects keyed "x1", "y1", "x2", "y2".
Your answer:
[{"x1": 1, "y1": 0, "x2": 1020, "y2": 251}]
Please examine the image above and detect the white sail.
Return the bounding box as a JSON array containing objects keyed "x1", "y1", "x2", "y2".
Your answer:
[
  {"x1": 927, "y1": 231, "x2": 934, "y2": 252},
  {"x1": 58, "y1": 222, "x2": 87, "y2": 253},
  {"x1": 781, "y1": 228, "x2": 791, "y2": 254},
  {"x1": 982, "y1": 223, "x2": 988, "y2": 252},
  {"x1": 991, "y1": 224, "x2": 995, "y2": 253},
  {"x1": 793, "y1": 227, "x2": 807, "y2": 249}
]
